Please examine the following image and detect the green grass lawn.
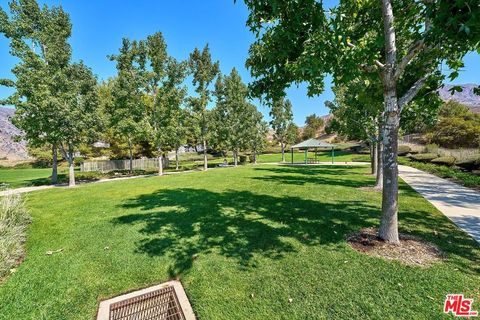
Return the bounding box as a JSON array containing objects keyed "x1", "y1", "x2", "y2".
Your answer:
[
  {"x1": 257, "y1": 150, "x2": 370, "y2": 163},
  {"x1": 0, "y1": 151, "x2": 368, "y2": 189},
  {"x1": 0, "y1": 166, "x2": 63, "y2": 188},
  {"x1": 0, "y1": 165, "x2": 478, "y2": 319}
]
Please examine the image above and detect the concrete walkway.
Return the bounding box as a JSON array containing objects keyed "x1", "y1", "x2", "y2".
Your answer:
[{"x1": 399, "y1": 165, "x2": 480, "y2": 243}]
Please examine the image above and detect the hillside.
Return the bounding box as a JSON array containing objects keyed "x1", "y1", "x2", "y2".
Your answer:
[
  {"x1": 0, "y1": 107, "x2": 29, "y2": 160},
  {"x1": 439, "y1": 84, "x2": 480, "y2": 113}
]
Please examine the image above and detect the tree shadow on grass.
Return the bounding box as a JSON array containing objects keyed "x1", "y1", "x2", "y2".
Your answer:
[
  {"x1": 113, "y1": 188, "x2": 379, "y2": 276},
  {"x1": 252, "y1": 165, "x2": 372, "y2": 188},
  {"x1": 112, "y1": 165, "x2": 480, "y2": 276}
]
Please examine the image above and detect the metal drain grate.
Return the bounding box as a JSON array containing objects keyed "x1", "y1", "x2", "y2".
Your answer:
[
  {"x1": 97, "y1": 281, "x2": 196, "y2": 320},
  {"x1": 109, "y1": 286, "x2": 185, "y2": 320}
]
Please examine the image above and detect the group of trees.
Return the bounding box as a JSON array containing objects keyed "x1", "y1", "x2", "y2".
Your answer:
[
  {"x1": 0, "y1": 0, "x2": 269, "y2": 187},
  {"x1": 243, "y1": 0, "x2": 480, "y2": 243},
  {"x1": 106, "y1": 32, "x2": 190, "y2": 175},
  {"x1": 105, "y1": 39, "x2": 268, "y2": 172}
]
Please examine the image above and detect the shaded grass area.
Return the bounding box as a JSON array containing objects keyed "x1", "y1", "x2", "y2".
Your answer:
[
  {"x1": 0, "y1": 165, "x2": 478, "y2": 319},
  {"x1": 0, "y1": 156, "x2": 232, "y2": 189},
  {"x1": 0, "y1": 167, "x2": 65, "y2": 188},
  {"x1": 399, "y1": 157, "x2": 480, "y2": 189}
]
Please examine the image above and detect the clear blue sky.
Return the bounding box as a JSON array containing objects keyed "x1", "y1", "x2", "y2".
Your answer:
[{"x1": 0, "y1": 1, "x2": 478, "y2": 125}]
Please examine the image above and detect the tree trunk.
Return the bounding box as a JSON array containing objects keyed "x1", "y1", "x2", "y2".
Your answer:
[
  {"x1": 379, "y1": 106, "x2": 399, "y2": 242},
  {"x1": 371, "y1": 143, "x2": 377, "y2": 175},
  {"x1": 175, "y1": 148, "x2": 179, "y2": 171},
  {"x1": 253, "y1": 151, "x2": 257, "y2": 164},
  {"x1": 281, "y1": 141, "x2": 285, "y2": 162},
  {"x1": 233, "y1": 150, "x2": 238, "y2": 167},
  {"x1": 158, "y1": 148, "x2": 163, "y2": 176},
  {"x1": 51, "y1": 144, "x2": 58, "y2": 184},
  {"x1": 375, "y1": 138, "x2": 383, "y2": 190},
  {"x1": 203, "y1": 139, "x2": 208, "y2": 171},
  {"x1": 128, "y1": 141, "x2": 133, "y2": 173},
  {"x1": 67, "y1": 152, "x2": 75, "y2": 187},
  {"x1": 378, "y1": 0, "x2": 400, "y2": 243}
]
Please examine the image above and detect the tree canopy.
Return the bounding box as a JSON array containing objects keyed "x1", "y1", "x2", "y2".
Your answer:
[{"x1": 0, "y1": 0, "x2": 99, "y2": 186}]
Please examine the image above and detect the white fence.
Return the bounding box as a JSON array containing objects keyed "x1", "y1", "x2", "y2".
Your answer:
[{"x1": 81, "y1": 158, "x2": 168, "y2": 173}]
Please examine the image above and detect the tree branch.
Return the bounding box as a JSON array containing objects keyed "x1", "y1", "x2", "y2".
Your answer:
[
  {"x1": 398, "y1": 75, "x2": 428, "y2": 111},
  {"x1": 347, "y1": 41, "x2": 385, "y2": 72},
  {"x1": 359, "y1": 64, "x2": 378, "y2": 73},
  {"x1": 58, "y1": 141, "x2": 69, "y2": 162},
  {"x1": 394, "y1": 39, "x2": 425, "y2": 80},
  {"x1": 395, "y1": 5, "x2": 434, "y2": 80}
]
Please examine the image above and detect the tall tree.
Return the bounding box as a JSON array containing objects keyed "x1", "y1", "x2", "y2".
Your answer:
[
  {"x1": 269, "y1": 98, "x2": 294, "y2": 162},
  {"x1": 58, "y1": 62, "x2": 99, "y2": 186},
  {"x1": 243, "y1": 0, "x2": 480, "y2": 243},
  {"x1": 246, "y1": 104, "x2": 268, "y2": 164},
  {"x1": 212, "y1": 68, "x2": 252, "y2": 166},
  {"x1": 109, "y1": 38, "x2": 149, "y2": 172},
  {"x1": 142, "y1": 32, "x2": 188, "y2": 175},
  {"x1": 302, "y1": 114, "x2": 325, "y2": 140},
  {"x1": 1, "y1": 0, "x2": 72, "y2": 184},
  {"x1": 188, "y1": 45, "x2": 220, "y2": 171},
  {"x1": 162, "y1": 63, "x2": 189, "y2": 171}
]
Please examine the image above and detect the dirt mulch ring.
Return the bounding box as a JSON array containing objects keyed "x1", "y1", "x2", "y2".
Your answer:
[{"x1": 347, "y1": 228, "x2": 444, "y2": 267}]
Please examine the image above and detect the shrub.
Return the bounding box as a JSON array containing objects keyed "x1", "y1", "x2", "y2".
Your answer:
[
  {"x1": 397, "y1": 145, "x2": 411, "y2": 156},
  {"x1": 239, "y1": 155, "x2": 247, "y2": 163},
  {"x1": 431, "y1": 156, "x2": 456, "y2": 166},
  {"x1": 0, "y1": 193, "x2": 31, "y2": 278},
  {"x1": 410, "y1": 153, "x2": 438, "y2": 163}
]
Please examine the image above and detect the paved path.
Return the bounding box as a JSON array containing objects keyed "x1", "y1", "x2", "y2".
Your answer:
[{"x1": 399, "y1": 165, "x2": 480, "y2": 243}]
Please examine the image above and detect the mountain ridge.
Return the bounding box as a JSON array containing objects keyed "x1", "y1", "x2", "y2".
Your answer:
[
  {"x1": 0, "y1": 107, "x2": 29, "y2": 161},
  {"x1": 438, "y1": 83, "x2": 480, "y2": 113}
]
